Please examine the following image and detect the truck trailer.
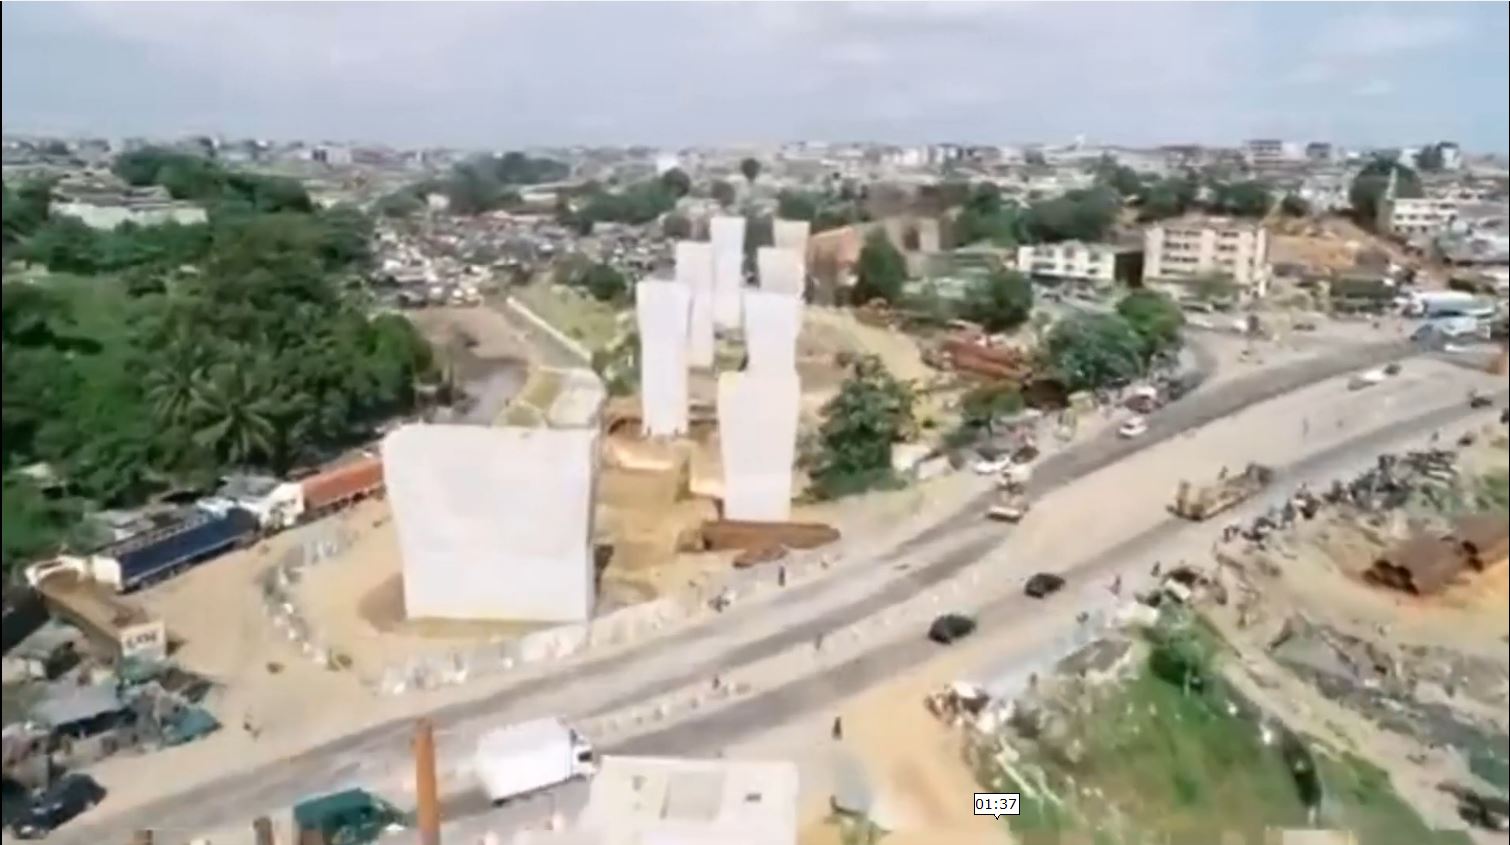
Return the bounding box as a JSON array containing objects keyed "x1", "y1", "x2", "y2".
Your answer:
[
  {"x1": 299, "y1": 455, "x2": 384, "y2": 520},
  {"x1": 92, "y1": 507, "x2": 260, "y2": 592},
  {"x1": 473, "y1": 717, "x2": 597, "y2": 804}
]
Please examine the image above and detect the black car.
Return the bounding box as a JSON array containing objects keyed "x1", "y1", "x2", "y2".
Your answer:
[
  {"x1": 927, "y1": 613, "x2": 977, "y2": 645},
  {"x1": 1024, "y1": 573, "x2": 1066, "y2": 599},
  {"x1": 9, "y1": 774, "x2": 105, "y2": 839},
  {"x1": 1469, "y1": 392, "x2": 1492, "y2": 409}
]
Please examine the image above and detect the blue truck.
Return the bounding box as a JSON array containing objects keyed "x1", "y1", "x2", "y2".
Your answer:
[{"x1": 95, "y1": 507, "x2": 260, "y2": 592}]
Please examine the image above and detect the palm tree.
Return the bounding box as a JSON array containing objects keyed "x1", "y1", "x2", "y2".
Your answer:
[
  {"x1": 144, "y1": 340, "x2": 210, "y2": 430},
  {"x1": 191, "y1": 354, "x2": 279, "y2": 466}
]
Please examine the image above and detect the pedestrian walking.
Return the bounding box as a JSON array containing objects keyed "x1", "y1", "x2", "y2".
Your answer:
[
  {"x1": 831, "y1": 716, "x2": 843, "y2": 741},
  {"x1": 777, "y1": 565, "x2": 787, "y2": 588}
]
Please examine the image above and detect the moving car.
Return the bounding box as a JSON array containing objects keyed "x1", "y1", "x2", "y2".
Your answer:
[
  {"x1": 1024, "y1": 573, "x2": 1066, "y2": 599},
  {"x1": 1347, "y1": 369, "x2": 1387, "y2": 390},
  {"x1": 1118, "y1": 416, "x2": 1148, "y2": 439},
  {"x1": 927, "y1": 613, "x2": 977, "y2": 644},
  {"x1": 10, "y1": 774, "x2": 105, "y2": 839}
]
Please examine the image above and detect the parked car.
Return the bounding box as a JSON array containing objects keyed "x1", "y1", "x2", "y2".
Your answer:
[
  {"x1": 1469, "y1": 391, "x2": 1493, "y2": 409},
  {"x1": 1383, "y1": 362, "x2": 1402, "y2": 376},
  {"x1": 1118, "y1": 417, "x2": 1148, "y2": 439},
  {"x1": 10, "y1": 774, "x2": 105, "y2": 839},
  {"x1": 928, "y1": 613, "x2": 977, "y2": 645},
  {"x1": 1024, "y1": 573, "x2": 1066, "y2": 599}
]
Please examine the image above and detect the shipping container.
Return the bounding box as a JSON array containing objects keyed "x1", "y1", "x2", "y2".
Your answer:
[
  {"x1": 299, "y1": 455, "x2": 384, "y2": 517},
  {"x1": 97, "y1": 507, "x2": 260, "y2": 592}
]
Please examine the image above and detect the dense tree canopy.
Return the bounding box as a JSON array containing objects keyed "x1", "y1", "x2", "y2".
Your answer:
[
  {"x1": 571, "y1": 262, "x2": 629, "y2": 303},
  {"x1": 710, "y1": 179, "x2": 737, "y2": 208},
  {"x1": 1137, "y1": 173, "x2": 1200, "y2": 221},
  {"x1": 1092, "y1": 155, "x2": 1143, "y2": 197},
  {"x1": 852, "y1": 229, "x2": 907, "y2": 305},
  {"x1": 659, "y1": 168, "x2": 692, "y2": 199},
  {"x1": 953, "y1": 183, "x2": 1028, "y2": 247},
  {"x1": 1024, "y1": 187, "x2": 1121, "y2": 243},
  {"x1": 1279, "y1": 194, "x2": 1310, "y2": 218},
  {"x1": 808, "y1": 356, "x2": 916, "y2": 499},
  {"x1": 2, "y1": 198, "x2": 435, "y2": 572},
  {"x1": 114, "y1": 148, "x2": 312, "y2": 213},
  {"x1": 1206, "y1": 180, "x2": 1273, "y2": 218},
  {"x1": 1043, "y1": 313, "x2": 1145, "y2": 391},
  {"x1": 960, "y1": 269, "x2": 1034, "y2": 332},
  {"x1": 1116, "y1": 289, "x2": 1185, "y2": 362},
  {"x1": 777, "y1": 190, "x2": 820, "y2": 222},
  {"x1": 577, "y1": 180, "x2": 678, "y2": 226}
]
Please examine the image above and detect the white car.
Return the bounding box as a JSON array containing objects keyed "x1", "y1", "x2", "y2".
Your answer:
[
  {"x1": 1347, "y1": 369, "x2": 1387, "y2": 390},
  {"x1": 1118, "y1": 417, "x2": 1148, "y2": 439},
  {"x1": 972, "y1": 455, "x2": 1012, "y2": 475}
]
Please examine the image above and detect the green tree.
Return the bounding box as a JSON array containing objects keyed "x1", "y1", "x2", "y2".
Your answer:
[
  {"x1": 1025, "y1": 187, "x2": 1120, "y2": 243},
  {"x1": 1349, "y1": 156, "x2": 1423, "y2": 227},
  {"x1": 1137, "y1": 173, "x2": 1198, "y2": 221},
  {"x1": 662, "y1": 212, "x2": 692, "y2": 240},
  {"x1": 740, "y1": 157, "x2": 762, "y2": 184},
  {"x1": 1093, "y1": 155, "x2": 1142, "y2": 197},
  {"x1": 191, "y1": 354, "x2": 279, "y2": 466},
  {"x1": 1190, "y1": 273, "x2": 1237, "y2": 303},
  {"x1": 375, "y1": 189, "x2": 425, "y2": 219},
  {"x1": 1279, "y1": 194, "x2": 1310, "y2": 218},
  {"x1": 959, "y1": 382, "x2": 1024, "y2": 434},
  {"x1": 852, "y1": 229, "x2": 907, "y2": 305},
  {"x1": 577, "y1": 262, "x2": 628, "y2": 303},
  {"x1": 660, "y1": 167, "x2": 692, "y2": 198},
  {"x1": 1044, "y1": 313, "x2": 1145, "y2": 391},
  {"x1": 710, "y1": 179, "x2": 737, "y2": 208},
  {"x1": 809, "y1": 356, "x2": 916, "y2": 499},
  {"x1": 1415, "y1": 144, "x2": 1445, "y2": 173},
  {"x1": 960, "y1": 269, "x2": 1034, "y2": 332},
  {"x1": 1208, "y1": 180, "x2": 1273, "y2": 217},
  {"x1": 1116, "y1": 289, "x2": 1185, "y2": 361},
  {"x1": 777, "y1": 190, "x2": 820, "y2": 222}
]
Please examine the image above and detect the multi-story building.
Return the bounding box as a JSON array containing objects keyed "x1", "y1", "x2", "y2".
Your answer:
[
  {"x1": 1245, "y1": 138, "x2": 1287, "y2": 169},
  {"x1": 1015, "y1": 240, "x2": 1142, "y2": 286},
  {"x1": 1304, "y1": 142, "x2": 1334, "y2": 163},
  {"x1": 1143, "y1": 217, "x2": 1271, "y2": 296},
  {"x1": 1377, "y1": 196, "x2": 1460, "y2": 239}
]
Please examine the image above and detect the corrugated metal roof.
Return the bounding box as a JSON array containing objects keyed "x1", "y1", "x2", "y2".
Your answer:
[{"x1": 31, "y1": 683, "x2": 124, "y2": 727}]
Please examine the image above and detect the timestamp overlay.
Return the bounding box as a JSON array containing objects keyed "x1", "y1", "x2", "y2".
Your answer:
[{"x1": 973, "y1": 792, "x2": 1021, "y2": 818}]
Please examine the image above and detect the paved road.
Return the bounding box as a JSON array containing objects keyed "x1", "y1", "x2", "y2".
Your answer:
[
  {"x1": 616, "y1": 389, "x2": 1508, "y2": 756},
  {"x1": 55, "y1": 339, "x2": 1416, "y2": 845}
]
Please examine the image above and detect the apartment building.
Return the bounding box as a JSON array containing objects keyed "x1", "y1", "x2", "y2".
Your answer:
[
  {"x1": 1377, "y1": 196, "x2": 1460, "y2": 239},
  {"x1": 1016, "y1": 240, "x2": 1142, "y2": 285},
  {"x1": 1143, "y1": 217, "x2": 1271, "y2": 296}
]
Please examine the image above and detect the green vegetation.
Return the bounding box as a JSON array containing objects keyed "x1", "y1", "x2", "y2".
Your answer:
[
  {"x1": 514, "y1": 280, "x2": 622, "y2": 351},
  {"x1": 739, "y1": 157, "x2": 761, "y2": 184},
  {"x1": 776, "y1": 188, "x2": 867, "y2": 234},
  {"x1": 2, "y1": 184, "x2": 433, "y2": 573},
  {"x1": 808, "y1": 356, "x2": 915, "y2": 499},
  {"x1": 1473, "y1": 467, "x2": 1510, "y2": 514},
  {"x1": 1207, "y1": 180, "x2": 1273, "y2": 217},
  {"x1": 852, "y1": 229, "x2": 908, "y2": 305},
  {"x1": 1415, "y1": 143, "x2": 1447, "y2": 173},
  {"x1": 987, "y1": 616, "x2": 1467, "y2": 844},
  {"x1": 1350, "y1": 155, "x2": 1424, "y2": 228},
  {"x1": 574, "y1": 180, "x2": 678, "y2": 227},
  {"x1": 1116, "y1": 288, "x2": 1185, "y2": 362},
  {"x1": 1024, "y1": 186, "x2": 1121, "y2": 244},
  {"x1": 1043, "y1": 312, "x2": 1145, "y2": 391},
  {"x1": 659, "y1": 167, "x2": 691, "y2": 199},
  {"x1": 380, "y1": 151, "x2": 567, "y2": 217},
  {"x1": 114, "y1": 147, "x2": 312, "y2": 213},
  {"x1": 952, "y1": 183, "x2": 1028, "y2": 247},
  {"x1": 959, "y1": 268, "x2": 1034, "y2": 332},
  {"x1": 951, "y1": 382, "x2": 1024, "y2": 449},
  {"x1": 1280, "y1": 193, "x2": 1311, "y2": 217},
  {"x1": 1092, "y1": 154, "x2": 1143, "y2": 197},
  {"x1": 567, "y1": 261, "x2": 629, "y2": 303},
  {"x1": 1137, "y1": 172, "x2": 1200, "y2": 221}
]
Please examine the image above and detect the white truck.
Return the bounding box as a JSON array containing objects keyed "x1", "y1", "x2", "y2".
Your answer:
[{"x1": 473, "y1": 717, "x2": 597, "y2": 804}]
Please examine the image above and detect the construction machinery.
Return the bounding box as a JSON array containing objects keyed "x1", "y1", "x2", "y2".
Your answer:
[
  {"x1": 1170, "y1": 463, "x2": 1276, "y2": 521},
  {"x1": 291, "y1": 789, "x2": 407, "y2": 845}
]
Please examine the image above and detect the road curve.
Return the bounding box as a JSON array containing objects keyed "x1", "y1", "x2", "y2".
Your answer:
[{"x1": 57, "y1": 339, "x2": 1415, "y2": 845}]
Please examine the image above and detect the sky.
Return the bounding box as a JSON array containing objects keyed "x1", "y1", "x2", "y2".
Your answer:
[{"x1": 3, "y1": 1, "x2": 1507, "y2": 152}]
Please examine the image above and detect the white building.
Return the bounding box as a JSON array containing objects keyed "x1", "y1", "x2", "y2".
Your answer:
[
  {"x1": 384, "y1": 424, "x2": 597, "y2": 623},
  {"x1": 1015, "y1": 241, "x2": 1136, "y2": 285},
  {"x1": 1378, "y1": 196, "x2": 1460, "y2": 239},
  {"x1": 1143, "y1": 217, "x2": 1271, "y2": 296},
  {"x1": 51, "y1": 198, "x2": 207, "y2": 230}
]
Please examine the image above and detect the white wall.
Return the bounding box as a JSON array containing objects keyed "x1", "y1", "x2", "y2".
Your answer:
[
  {"x1": 384, "y1": 425, "x2": 597, "y2": 623},
  {"x1": 710, "y1": 216, "x2": 746, "y2": 330},
  {"x1": 635, "y1": 280, "x2": 692, "y2": 437},
  {"x1": 718, "y1": 372, "x2": 800, "y2": 522},
  {"x1": 675, "y1": 241, "x2": 716, "y2": 368},
  {"x1": 756, "y1": 246, "x2": 805, "y2": 297},
  {"x1": 772, "y1": 219, "x2": 811, "y2": 256},
  {"x1": 742, "y1": 289, "x2": 802, "y2": 375}
]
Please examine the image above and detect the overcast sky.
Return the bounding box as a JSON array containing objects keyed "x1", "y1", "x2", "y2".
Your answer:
[{"x1": 3, "y1": 2, "x2": 1507, "y2": 152}]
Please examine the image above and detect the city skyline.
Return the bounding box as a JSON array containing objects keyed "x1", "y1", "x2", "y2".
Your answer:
[{"x1": 3, "y1": 2, "x2": 1507, "y2": 152}]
